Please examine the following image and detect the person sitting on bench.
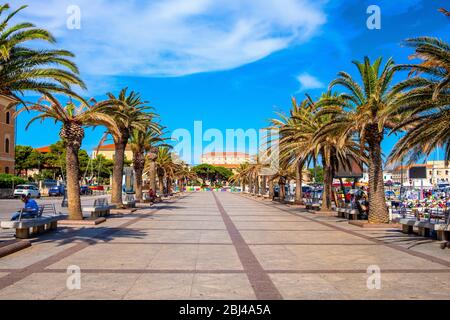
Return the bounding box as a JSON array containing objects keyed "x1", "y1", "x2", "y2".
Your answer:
[{"x1": 11, "y1": 194, "x2": 39, "y2": 221}]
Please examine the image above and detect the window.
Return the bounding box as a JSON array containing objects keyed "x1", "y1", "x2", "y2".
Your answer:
[
  {"x1": 4, "y1": 167, "x2": 9, "y2": 174},
  {"x1": 5, "y1": 138, "x2": 9, "y2": 153},
  {"x1": 5, "y1": 112, "x2": 10, "y2": 124}
]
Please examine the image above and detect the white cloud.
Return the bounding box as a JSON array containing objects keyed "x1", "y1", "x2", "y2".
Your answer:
[
  {"x1": 296, "y1": 73, "x2": 324, "y2": 91},
  {"x1": 13, "y1": 0, "x2": 326, "y2": 77}
]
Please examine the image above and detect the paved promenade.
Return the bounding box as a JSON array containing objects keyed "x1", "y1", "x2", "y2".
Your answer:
[{"x1": 0, "y1": 192, "x2": 449, "y2": 299}]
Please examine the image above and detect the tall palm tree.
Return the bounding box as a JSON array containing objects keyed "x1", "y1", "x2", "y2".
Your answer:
[
  {"x1": 129, "y1": 124, "x2": 164, "y2": 202},
  {"x1": 270, "y1": 97, "x2": 314, "y2": 205},
  {"x1": 0, "y1": 4, "x2": 85, "y2": 101},
  {"x1": 320, "y1": 57, "x2": 401, "y2": 222},
  {"x1": 389, "y1": 37, "x2": 450, "y2": 163},
  {"x1": 100, "y1": 88, "x2": 157, "y2": 207},
  {"x1": 22, "y1": 93, "x2": 119, "y2": 219}
]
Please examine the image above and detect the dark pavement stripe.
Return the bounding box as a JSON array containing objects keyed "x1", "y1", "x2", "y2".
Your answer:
[{"x1": 212, "y1": 192, "x2": 282, "y2": 300}]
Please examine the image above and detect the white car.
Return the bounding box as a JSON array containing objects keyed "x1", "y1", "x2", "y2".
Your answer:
[{"x1": 13, "y1": 184, "x2": 41, "y2": 198}]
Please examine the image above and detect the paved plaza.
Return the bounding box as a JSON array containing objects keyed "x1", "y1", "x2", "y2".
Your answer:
[{"x1": 0, "y1": 192, "x2": 449, "y2": 299}]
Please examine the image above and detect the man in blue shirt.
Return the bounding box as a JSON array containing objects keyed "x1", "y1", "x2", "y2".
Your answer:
[{"x1": 11, "y1": 195, "x2": 40, "y2": 221}]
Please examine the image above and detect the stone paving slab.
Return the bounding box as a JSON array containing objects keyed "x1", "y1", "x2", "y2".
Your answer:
[
  {"x1": 0, "y1": 192, "x2": 448, "y2": 300},
  {"x1": 251, "y1": 244, "x2": 449, "y2": 271},
  {"x1": 270, "y1": 272, "x2": 450, "y2": 300}
]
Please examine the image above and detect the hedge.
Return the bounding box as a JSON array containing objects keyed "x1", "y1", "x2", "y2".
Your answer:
[{"x1": 0, "y1": 174, "x2": 26, "y2": 189}]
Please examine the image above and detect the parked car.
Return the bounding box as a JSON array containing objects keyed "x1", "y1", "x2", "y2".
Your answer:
[
  {"x1": 48, "y1": 185, "x2": 65, "y2": 197},
  {"x1": 13, "y1": 184, "x2": 41, "y2": 198},
  {"x1": 80, "y1": 185, "x2": 93, "y2": 195}
]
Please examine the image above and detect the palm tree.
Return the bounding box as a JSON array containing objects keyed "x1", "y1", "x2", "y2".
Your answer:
[
  {"x1": 270, "y1": 166, "x2": 295, "y2": 203},
  {"x1": 154, "y1": 146, "x2": 180, "y2": 196},
  {"x1": 244, "y1": 156, "x2": 266, "y2": 196},
  {"x1": 22, "y1": 93, "x2": 119, "y2": 219},
  {"x1": 320, "y1": 57, "x2": 401, "y2": 222},
  {"x1": 229, "y1": 162, "x2": 250, "y2": 192},
  {"x1": 129, "y1": 124, "x2": 164, "y2": 202},
  {"x1": 100, "y1": 88, "x2": 156, "y2": 207},
  {"x1": 174, "y1": 163, "x2": 196, "y2": 192},
  {"x1": 270, "y1": 97, "x2": 314, "y2": 205},
  {"x1": 0, "y1": 4, "x2": 85, "y2": 101},
  {"x1": 388, "y1": 37, "x2": 450, "y2": 163}
]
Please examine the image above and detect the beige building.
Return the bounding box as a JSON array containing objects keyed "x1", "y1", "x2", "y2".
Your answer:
[
  {"x1": 391, "y1": 161, "x2": 450, "y2": 185},
  {"x1": 427, "y1": 160, "x2": 450, "y2": 184},
  {"x1": 0, "y1": 95, "x2": 17, "y2": 174},
  {"x1": 91, "y1": 143, "x2": 133, "y2": 161},
  {"x1": 201, "y1": 152, "x2": 251, "y2": 170}
]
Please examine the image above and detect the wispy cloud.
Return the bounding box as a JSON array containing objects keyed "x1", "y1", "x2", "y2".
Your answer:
[
  {"x1": 13, "y1": 0, "x2": 326, "y2": 78},
  {"x1": 296, "y1": 73, "x2": 324, "y2": 91}
]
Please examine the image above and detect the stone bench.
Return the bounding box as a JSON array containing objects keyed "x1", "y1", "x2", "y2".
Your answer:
[
  {"x1": 345, "y1": 208, "x2": 359, "y2": 220},
  {"x1": 0, "y1": 204, "x2": 68, "y2": 239},
  {"x1": 82, "y1": 198, "x2": 115, "y2": 218},
  {"x1": 399, "y1": 219, "x2": 434, "y2": 237},
  {"x1": 337, "y1": 207, "x2": 346, "y2": 218},
  {"x1": 434, "y1": 224, "x2": 450, "y2": 241},
  {"x1": 123, "y1": 194, "x2": 136, "y2": 208}
]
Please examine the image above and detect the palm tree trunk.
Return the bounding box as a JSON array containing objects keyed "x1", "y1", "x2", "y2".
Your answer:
[
  {"x1": 261, "y1": 176, "x2": 266, "y2": 195},
  {"x1": 60, "y1": 123, "x2": 84, "y2": 220},
  {"x1": 295, "y1": 160, "x2": 304, "y2": 205},
  {"x1": 254, "y1": 175, "x2": 260, "y2": 195},
  {"x1": 268, "y1": 178, "x2": 274, "y2": 199},
  {"x1": 279, "y1": 181, "x2": 286, "y2": 203},
  {"x1": 132, "y1": 151, "x2": 145, "y2": 202},
  {"x1": 148, "y1": 160, "x2": 157, "y2": 193},
  {"x1": 111, "y1": 138, "x2": 127, "y2": 207},
  {"x1": 65, "y1": 143, "x2": 83, "y2": 220},
  {"x1": 158, "y1": 174, "x2": 164, "y2": 196},
  {"x1": 367, "y1": 133, "x2": 389, "y2": 223},
  {"x1": 321, "y1": 157, "x2": 333, "y2": 211},
  {"x1": 166, "y1": 177, "x2": 172, "y2": 195}
]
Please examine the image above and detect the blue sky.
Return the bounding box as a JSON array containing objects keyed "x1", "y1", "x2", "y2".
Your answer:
[{"x1": 13, "y1": 0, "x2": 450, "y2": 164}]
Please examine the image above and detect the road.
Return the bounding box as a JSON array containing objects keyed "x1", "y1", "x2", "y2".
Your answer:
[
  {"x1": 0, "y1": 195, "x2": 110, "y2": 221},
  {"x1": 0, "y1": 192, "x2": 448, "y2": 299}
]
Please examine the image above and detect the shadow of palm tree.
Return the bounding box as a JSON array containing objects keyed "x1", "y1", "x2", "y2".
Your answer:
[{"x1": 31, "y1": 226, "x2": 148, "y2": 246}]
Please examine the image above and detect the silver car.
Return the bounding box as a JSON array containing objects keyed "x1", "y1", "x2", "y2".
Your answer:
[{"x1": 13, "y1": 184, "x2": 41, "y2": 198}]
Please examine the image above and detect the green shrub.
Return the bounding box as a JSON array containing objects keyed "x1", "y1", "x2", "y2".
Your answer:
[{"x1": 0, "y1": 174, "x2": 26, "y2": 189}]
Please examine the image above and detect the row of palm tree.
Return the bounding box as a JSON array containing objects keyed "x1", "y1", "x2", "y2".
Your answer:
[
  {"x1": 145, "y1": 146, "x2": 196, "y2": 197},
  {"x1": 231, "y1": 11, "x2": 449, "y2": 224},
  {"x1": 1, "y1": 4, "x2": 173, "y2": 220}
]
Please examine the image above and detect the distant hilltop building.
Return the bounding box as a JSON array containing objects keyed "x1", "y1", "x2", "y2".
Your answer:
[
  {"x1": 0, "y1": 94, "x2": 17, "y2": 174},
  {"x1": 92, "y1": 143, "x2": 133, "y2": 161},
  {"x1": 201, "y1": 151, "x2": 251, "y2": 169}
]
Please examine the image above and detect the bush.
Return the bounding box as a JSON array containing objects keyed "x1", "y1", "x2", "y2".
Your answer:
[{"x1": 0, "y1": 174, "x2": 26, "y2": 189}]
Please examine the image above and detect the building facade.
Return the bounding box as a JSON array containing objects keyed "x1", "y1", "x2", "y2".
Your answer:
[
  {"x1": 390, "y1": 161, "x2": 450, "y2": 186},
  {"x1": 426, "y1": 160, "x2": 450, "y2": 184},
  {"x1": 91, "y1": 143, "x2": 133, "y2": 161},
  {"x1": 0, "y1": 95, "x2": 16, "y2": 174},
  {"x1": 200, "y1": 152, "x2": 251, "y2": 170}
]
